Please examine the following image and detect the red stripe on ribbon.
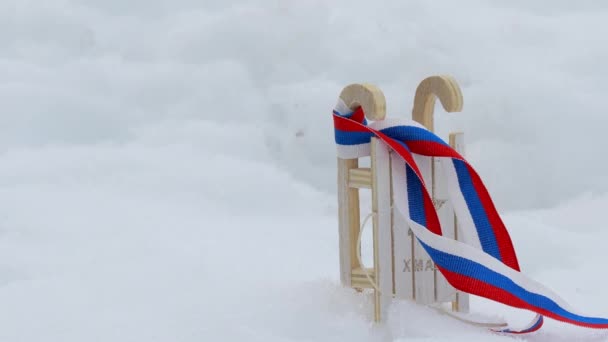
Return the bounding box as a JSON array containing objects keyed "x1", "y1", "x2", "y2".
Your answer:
[
  {"x1": 333, "y1": 114, "x2": 371, "y2": 133},
  {"x1": 423, "y1": 189, "x2": 442, "y2": 235},
  {"x1": 406, "y1": 140, "x2": 464, "y2": 160},
  {"x1": 350, "y1": 107, "x2": 366, "y2": 124},
  {"x1": 438, "y1": 266, "x2": 608, "y2": 330},
  {"x1": 374, "y1": 130, "x2": 425, "y2": 182},
  {"x1": 466, "y1": 164, "x2": 520, "y2": 271}
]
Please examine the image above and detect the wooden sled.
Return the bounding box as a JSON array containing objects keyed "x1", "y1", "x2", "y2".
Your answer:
[{"x1": 336, "y1": 76, "x2": 506, "y2": 328}]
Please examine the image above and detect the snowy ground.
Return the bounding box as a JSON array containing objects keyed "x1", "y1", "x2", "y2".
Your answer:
[{"x1": 2, "y1": 0, "x2": 608, "y2": 341}]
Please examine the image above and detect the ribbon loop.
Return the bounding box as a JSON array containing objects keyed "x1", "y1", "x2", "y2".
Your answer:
[{"x1": 333, "y1": 105, "x2": 608, "y2": 333}]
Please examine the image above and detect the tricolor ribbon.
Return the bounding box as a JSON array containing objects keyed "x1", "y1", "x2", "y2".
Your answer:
[{"x1": 333, "y1": 99, "x2": 608, "y2": 333}]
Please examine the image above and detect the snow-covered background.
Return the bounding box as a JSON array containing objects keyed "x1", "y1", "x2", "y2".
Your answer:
[{"x1": 1, "y1": 0, "x2": 608, "y2": 341}]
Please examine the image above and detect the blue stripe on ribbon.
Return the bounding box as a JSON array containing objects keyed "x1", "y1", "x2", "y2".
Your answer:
[
  {"x1": 418, "y1": 240, "x2": 608, "y2": 326},
  {"x1": 452, "y1": 159, "x2": 502, "y2": 261},
  {"x1": 334, "y1": 129, "x2": 374, "y2": 145},
  {"x1": 380, "y1": 126, "x2": 449, "y2": 146},
  {"x1": 500, "y1": 315, "x2": 543, "y2": 333},
  {"x1": 407, "y1": 165, "x2": 427, "y2": 226},
  {"x1": 523, "y1": 316, "x2": 544, "y2": 332}
]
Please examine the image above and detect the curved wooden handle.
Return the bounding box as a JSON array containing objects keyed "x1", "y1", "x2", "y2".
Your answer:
[
  {"x1": 412, "y1": 76, "x2": 463, "y2": 131},
  {"x1": 339, "y1": 83, "x2": 386, "y2": 121}
]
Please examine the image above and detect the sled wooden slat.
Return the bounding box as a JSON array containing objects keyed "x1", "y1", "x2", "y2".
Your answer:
[
  {"x1": 351, "y1": 267, "x2": 376, "y2": 289},
  {"x1": 392, "y1": 157, "x2": 414, "y2": 300},
  {"x1": 337, "y1": 158, "x2": 361, "y2": 287},
  {"x1": 352, "y1": 267, "x2": 375, "y2": 278},
  {"x1": 371, "y1": 138, "x2": 393, "y2": 321},
  {"x1": 348, "y1": 168, "x2": 372, "y2": 189},
  {"x1": 450, "y1": 132, "x2": 470, "y2": 313}
]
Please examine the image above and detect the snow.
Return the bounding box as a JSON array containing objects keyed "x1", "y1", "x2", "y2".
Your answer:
[{"x1": 1, "y1": 0, "x2": 608, "y2": 341}]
